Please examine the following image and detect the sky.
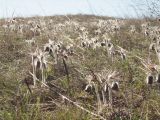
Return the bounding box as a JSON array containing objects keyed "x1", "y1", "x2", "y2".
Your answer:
[{"x1": 0, "y1": 0, "x2": 148, "y2": 18}]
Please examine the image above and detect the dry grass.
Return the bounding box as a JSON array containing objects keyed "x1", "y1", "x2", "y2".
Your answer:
[{"x1": 0, "y1": 14, "x2": 160, "y2": 120}]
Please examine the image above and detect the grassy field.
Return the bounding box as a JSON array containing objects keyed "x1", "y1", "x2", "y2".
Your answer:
[{"x1": 0, "y1": 15, "x2": 160, "y2": 120}]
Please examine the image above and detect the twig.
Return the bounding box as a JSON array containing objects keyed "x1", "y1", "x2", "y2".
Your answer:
[{"x1": 29, "y1": 73, "x2": 106, "y2": 120}]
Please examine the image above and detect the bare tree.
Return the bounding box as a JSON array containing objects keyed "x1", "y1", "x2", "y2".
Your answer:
[
  {"x1": 131, "y1": 0, "x2": 160, "y2": 18},
  {"x1": 146, "y1": 0, "x2": 160, "y2": 17}
]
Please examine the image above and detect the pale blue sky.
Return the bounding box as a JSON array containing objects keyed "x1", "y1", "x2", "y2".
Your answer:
[{"x1": 0, "y1": 0, "x2": 148, "y2": 18}]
